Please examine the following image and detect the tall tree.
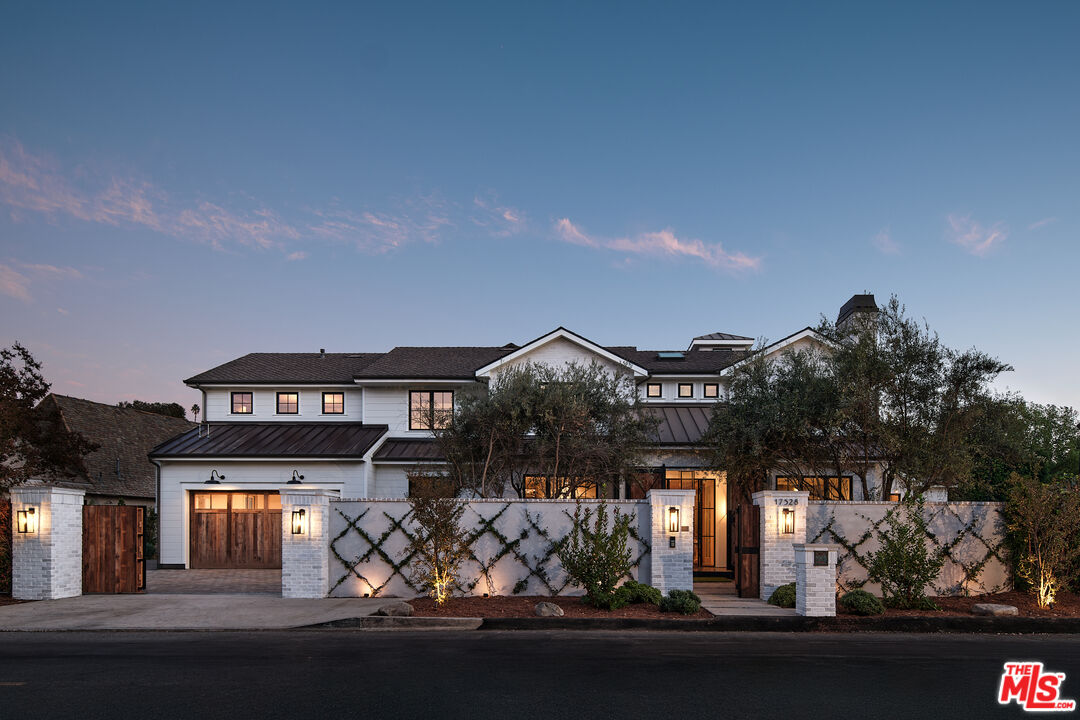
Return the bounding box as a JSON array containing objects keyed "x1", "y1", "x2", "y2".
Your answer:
[{"x1": 116, "y1": 400, "x2": 188, "y2": 419}]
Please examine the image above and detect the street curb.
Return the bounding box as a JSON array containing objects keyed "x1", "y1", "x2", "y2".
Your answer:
[{"x1": 308, "y1": 616, "x2": 484, "y2": 630}]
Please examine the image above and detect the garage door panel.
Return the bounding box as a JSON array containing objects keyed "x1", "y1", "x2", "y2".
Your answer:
[{"x1": 190, "y1": 492, "x2": 281, "y2": 569}]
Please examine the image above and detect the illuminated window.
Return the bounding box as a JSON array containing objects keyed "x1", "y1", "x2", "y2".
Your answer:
[
  {"x1": 523, "y1": 476, "x2": 597, "y2": 499},
  {"x1": 678, "y1": 383, "x2": 693, "y2": 398},
  {"x1": 276, "y1": 392, "x2": 299, "y2": 414},
  {"x1": 231, "y1": 392, "x2": 253, "y2": 414},
  {"x1": 646, "y1": 383, "x2": 662, "y2": 398},
  {"x1": 322, "y1": 392, "x2": 344, "y2": 414},
  {"x1": 410, "y1": 390, "x2": 453, "y2": 430},
  {"x1": 703, "y1": 383, "x2": 719, "y2": 399},
  {"x1": 776, "y1": 476, "x2": 853, "y2": 500}
]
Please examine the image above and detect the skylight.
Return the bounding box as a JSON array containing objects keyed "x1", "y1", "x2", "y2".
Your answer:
[{"x1": 656, "y1": 351, "x2": 685, "y2": 360}]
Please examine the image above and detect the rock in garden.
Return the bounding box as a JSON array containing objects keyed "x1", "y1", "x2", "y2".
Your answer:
[
  {"x1": 972, "y1": 603, "x2": 1017, "y2": 617},
  {"x1": 375, "y1": 601, "x2": 414, "y2": 617},
  {"x1": 535, "y1": 601, "x2": 564, "y2": 617}
]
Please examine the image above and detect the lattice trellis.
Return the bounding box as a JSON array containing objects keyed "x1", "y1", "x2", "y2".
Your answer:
[
  {"x1": 808, "y1": 502, "x2": 1010, "y2": 596},
  {"x1": 329, "y1": 501, "x2": 651, "y2": 598}
]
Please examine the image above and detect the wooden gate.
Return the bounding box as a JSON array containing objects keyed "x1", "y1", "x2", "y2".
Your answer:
[
  {"x1": 189, "y1": 492, "x2": 282, "y2": 569},
  {"x1": 83, "y1": 506, "x2": 145, "y2": 593},
  {"x1": 734, "y1": 503, "x2": 760, "y2": 598}
]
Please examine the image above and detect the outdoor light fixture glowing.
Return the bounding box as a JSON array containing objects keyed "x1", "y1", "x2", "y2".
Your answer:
[
  {"x1": 291, "y1": 508, "x2": 307, "y2": 535},
  {"x1": 668, "y1": 506, "x2": 680, "y2": 534},
  {"x1": 288, "y1": 470, "x2": 304, "y2": 485},
  {"x1": 781, "y1": 507, "x2": 795, "y2": 534},
  {"x1": 16, "y1": 507, "x2": 36, "y2": 534},
  {"x1": 206, "y1": 470, "x2": 225, "y2": 485}
]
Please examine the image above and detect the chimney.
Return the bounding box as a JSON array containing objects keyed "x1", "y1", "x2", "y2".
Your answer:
[
  {"x1": 836, "y1": 293, "x2": 878, "y2": 331},
  {"x1": 319, "y1": 348, "x2": 326, "y2": 358}
]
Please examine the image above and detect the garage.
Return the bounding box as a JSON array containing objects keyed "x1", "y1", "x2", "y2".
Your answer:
[{"x1": 189, "y1": 491, "x2": 282, "y2": 569}]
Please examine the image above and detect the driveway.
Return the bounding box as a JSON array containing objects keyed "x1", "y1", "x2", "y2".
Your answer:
[{"x1": 146, "y1": 569, "x2": 281, "y2": 595}]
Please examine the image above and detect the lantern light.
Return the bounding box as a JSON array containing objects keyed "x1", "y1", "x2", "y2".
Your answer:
[
  {"x1": 781, "y1": 507, "x2": 795, "y2": 534},
  {"x1": 291, "y1": 508, "x2": 307, "y2": 535},
  {"x1": 206, "y1": 469, "x2": 225, "y2": 485},
  {"x1": 668, "y1": 506, "x2": 680, "y2": 534},
  {"x1": 17, "y1": 507, "x2": 37, "y2": 534},
  {"x1": 288, "y1": 470, "x2": 304, "y2": 485}
]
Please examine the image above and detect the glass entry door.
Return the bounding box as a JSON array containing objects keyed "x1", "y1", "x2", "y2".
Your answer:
[{"x1": 665, "y1": 470, "x2": 720, "y2": 570}]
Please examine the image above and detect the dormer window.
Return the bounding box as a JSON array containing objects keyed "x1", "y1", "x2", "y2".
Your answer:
[
  {"x1": 704, "y1": 383, "x2": 719, "y2": 399},
  {"x1": 678, "y1": 383, "x2": 693, "y2": 398},
  {"x1": 276, "y1": 392, "x2": 299, "y2": 415},
  {"x1": 322, "y1": 392, "x2": 344, "y2": 415},
  {"x1": 646, "y1": 383, "x2": 662, "y2": 398},
  {"x1": 231, "y1": 392, "x2": 253, "y2": 414}
]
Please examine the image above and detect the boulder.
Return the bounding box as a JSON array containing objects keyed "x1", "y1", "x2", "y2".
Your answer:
[
  {"x1": 375, "y1": 601, "x2": 414, "y2": 617},
  {"x1": 535, "y1": 601, "x2": 564, "y2": 617},
  {"x1": 972, "y1": 603, "x2": 1018, "y2": 617}
]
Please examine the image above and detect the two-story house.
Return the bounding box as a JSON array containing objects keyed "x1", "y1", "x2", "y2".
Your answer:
[{"x1": 150, "y1": 294, "x2": 881, "y2": 574}]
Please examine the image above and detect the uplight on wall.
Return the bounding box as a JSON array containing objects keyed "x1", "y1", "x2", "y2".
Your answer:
[
  {"x1": 17, "y1": 507, "x2": 37, "y2": 534},
  {"x1": 781, "y1": 507, "x2": 795, "y2": 534},
  {"x1": 668, "y1": 506, "x2": 680, "y2": 534},
  {"x1": 291, "y1": 508, "x2": 308, "y2": 535}
]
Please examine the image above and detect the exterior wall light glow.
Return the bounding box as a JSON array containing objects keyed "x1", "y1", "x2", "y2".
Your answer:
[
  {"x1": 781, "y1": 507, "x2": 795, "y2": 534},
  {"x1": 17, "y1": 507, "x2": 37, "y2": 534},
  {"x1": 291, "y1": 508, "x2": 307, "y2": 535},
  {"x1": 668, "y1": 506, "x2": 680, "y2": 534}
]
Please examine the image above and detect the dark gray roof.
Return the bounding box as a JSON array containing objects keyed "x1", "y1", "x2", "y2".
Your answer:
[
  {"x1": 612, "y1": 348, "x2": 749, "y2": 374},
  {"x1": 644, "y1": 404, "x2": 714, "y2": 445},
  {"x1": 149, "y1": 423, "x2": 388, "y2": 458},
  {"x1": 354, "y1": 347, "x2": 512, "y2": 379},
  {"x1": 185, "y1": 353, "x2": 384, "y2": 385},
  {"x1": 372, "y1": 438, "x2": 445, "y2": 462},
  {"x1": 692, "y1": 332, "x2": 753, "y2": 341},
  {"x1": 837, "y1": 294, "x2": 878, "y2": 325}
]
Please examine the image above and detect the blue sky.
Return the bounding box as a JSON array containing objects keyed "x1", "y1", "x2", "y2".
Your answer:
[{"x1": 1, "y1": 1, "x2": 1077, "y2": 413}]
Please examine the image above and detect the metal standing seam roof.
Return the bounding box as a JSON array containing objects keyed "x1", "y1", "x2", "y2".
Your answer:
[
  {"x1": 149, "y1": 423, "x2": 389, "y2": 458},
  {"x1": 644, "y1": 405, "x2": 715, "y2": 445},
  {"x1": 372, "y1": 438, "x2": 446, "y2": 461},
  {"x1": 692, "y1": 332, "x2": 754, "y2": 342}
]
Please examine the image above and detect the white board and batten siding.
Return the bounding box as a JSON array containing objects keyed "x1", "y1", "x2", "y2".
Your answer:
[{"x1": 203, "y1": 387, "x2": 362, "y2": 422}]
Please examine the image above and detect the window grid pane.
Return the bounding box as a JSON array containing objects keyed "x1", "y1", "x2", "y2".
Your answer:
[
  {"x1": 323, "y1": 392, "x2": 344, "y2": 414},
  {"x1": 277, "y1": 392, "x2": 298, "y2": 414},
  {"x1": 232, "y1": 392, "x2": 253, "y2": 414}
]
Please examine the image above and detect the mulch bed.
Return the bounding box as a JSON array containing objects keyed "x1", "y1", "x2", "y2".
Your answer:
[
  {"x1": 409, "y1": 595, "x2": 712, "y2": 620},
  {"x1": 837, "y1": 590, "x2": 1080, "y2": 619}
]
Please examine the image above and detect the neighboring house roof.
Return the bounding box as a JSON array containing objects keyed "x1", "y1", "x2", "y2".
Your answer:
[
  {"x1": 372, "y1": 438, "x2": 445, "y2": 462},
  {"x1": 692, "y1": 332, "x2": 753, "y2": 342},
  {"x1": 355, "y1": 346, "x2": 512, "y2": 379},
  {"x1": 185, "y1": 353, "x2": 385, "y2": 385},
  {"x1": 645, "y1": 404, "x2": 714, "y2": 445},
  {"x1": 35, "y1": 394, "x2": 196, "y2": 499},
  {"x1": 149, "y1": 423, "x2": 388, "y2": 459}
]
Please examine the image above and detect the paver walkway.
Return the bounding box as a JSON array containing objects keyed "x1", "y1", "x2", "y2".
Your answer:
[
  {"x1": 695, "y1": 579, "x2": 796, "y2": 617},
  {"x1": 147, "y1": 569, "x2": 281, "y2": 595}
]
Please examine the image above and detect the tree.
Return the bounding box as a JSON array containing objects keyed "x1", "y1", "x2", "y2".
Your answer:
[
  {"x1": 864, "y1": 495, "x2": 946, "y2": 609},
  {"x1": 116, "y1": 400, "x2": 188, "y2": 419},
  {"x1": 406, "y1": 494, "x2": 469, "y2": 608},
  {"x1": 0, "y1": 343, "x2": 97, "y2": 488},
  {"x1": 1005, "y1": 473, "x2": 1080, "y2": 608}
]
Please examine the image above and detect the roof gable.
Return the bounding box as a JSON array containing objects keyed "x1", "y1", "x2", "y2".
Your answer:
[{"x1": 474, "y1": 327, "x2": 648, "y2": 378}]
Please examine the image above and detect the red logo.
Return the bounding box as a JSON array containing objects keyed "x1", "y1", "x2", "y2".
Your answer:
[{"x1": 999, "y1": 662, "x2": 1076, "y2": 712}]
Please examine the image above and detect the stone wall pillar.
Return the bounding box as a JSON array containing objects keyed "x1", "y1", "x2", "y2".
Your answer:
[
  {"x1": 752, "y1": 490, "x2": 810, "y2": 601},
  {"x1": 280, "y1": 488, "x2": 335, "y2": 599},
  {"x1": 646, "y1": 489, "x2": 695, "y2": 595},
  {"x1": 11, "y1": 486, "x2": 85, "y2": 600},
  {"x1": 793, "y1": 543, "x2": 839, "y2": 617}
]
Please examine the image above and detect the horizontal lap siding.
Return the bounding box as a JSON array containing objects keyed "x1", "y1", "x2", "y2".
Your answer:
[{"x1": 204, "y1": 388, "x2": 362, "y2": 422}]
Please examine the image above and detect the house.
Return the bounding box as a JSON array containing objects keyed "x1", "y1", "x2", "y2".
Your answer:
[
  {"x1": 32, "y1": 394, "x2": 196, "y2": 506},
  {"x1": 151, "y1": 294, "x2": 882, "y2": 572}
]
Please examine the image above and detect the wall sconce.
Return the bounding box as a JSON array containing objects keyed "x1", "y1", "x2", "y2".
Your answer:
[
  {"x1": 17, "y1": 507, "x2": 37, "y2": 534},
  {"x1": 668, "y1": 506, "x2": 680, "y2": 534},
  {"x1": 206, "y1": 470, "x2": 225, "y2": 484},
  {"x1": 291, "y1": 508, "x2": 307, "y2": 535},
  {"x1": 288, "y1": 470, "x2": 304, "y2": 485},
  {"x1": 781, "y1": 507, "x2": 795, "y2": 534}
]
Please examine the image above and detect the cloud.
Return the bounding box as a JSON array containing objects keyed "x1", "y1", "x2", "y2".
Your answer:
[
  {"x1": 1028, "y1": 217, "x2": 1057, "y2": 231},
  {"x1": 285, "y1": 251, "x2": 308, "y2": 261},
  {"x1": 57, "y1": 307, "x2": 69, "y2": 315},
  {"x1": 0, "y1": 260, "x2": 83, "y2": 303},
  {"x1": 0, "y1": 263, "x2": 31, "y2": 301},
  {"x1": 872, "y1": 229, "x2": 900, "y2": 255},
  {"x1": 472, "y1": 193, "x2": 526, "y2": 237},
  {"x1": 554, "y1": 218, "x2": 761, "y2": 273},
  {"x1": 946, "y1": 214, "x2": 1007, "y2": 256}
]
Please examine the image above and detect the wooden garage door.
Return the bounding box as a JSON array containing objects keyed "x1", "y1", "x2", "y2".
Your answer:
[{"x1": 190, "y1": 492, "x2": 282, "y2": 569}]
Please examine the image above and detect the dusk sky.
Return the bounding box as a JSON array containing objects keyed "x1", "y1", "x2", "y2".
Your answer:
[{"x1": 1, "y1": 2, "x2": 1077, "y2": 414}]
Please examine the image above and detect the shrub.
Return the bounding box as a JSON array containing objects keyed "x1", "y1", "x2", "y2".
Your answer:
[
  {"x1": 1005, "y1": 473, "x2": 1080, "y2": 608},
  {"x1": 558, "y1": 502, "x2": 635, "y2": 610},
  {"x1": 839, "y1": 589, "x2": 885, "y2": 616},
  {"x1": 865, "y1": 495, "x2": 945, "y2": 609},
  {"x1": 407, "y1": 495, "x2": 469, "y2": 607},
  {"x1": 659, "y1": 589, "x2": 701, "y2": 615},
  {"x1": 619, "y1": 580, "x2": 662, "y2": 605},
  {"x1": 768, "y1": 582, "x2": 796, "y2": 608}
]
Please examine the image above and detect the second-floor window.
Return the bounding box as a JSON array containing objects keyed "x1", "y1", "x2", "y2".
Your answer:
[
  {"x1": 646, "y1": 383, "x2": 662, "y2": 398},
  {"x1": 678, "y1": 383, "x2": 694, "y2": 398},
  {"x1": 409, "y1": 390, "x2": 453, "y2": 430},
  {"x1": 703, "y1": 383, "x2": 719, "y2": 399},
  {"x1": 322, "y1": 392, "x2": 344, "y2": 415},
  {"x1": 276, "y1": 392, "x2": 299, "y2": 414},
  {"x1": 231, "y1": 392, "x2": 253, "y2": 414}
]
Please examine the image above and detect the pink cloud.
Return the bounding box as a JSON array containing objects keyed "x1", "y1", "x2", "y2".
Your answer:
[
  {"x1": 0, "y1": 263, "x2": 31, "y2": 301},
  {"x1": 1028, "y1": 217, "x2": 1057, "y2": 231},
  {"x1": 946, "y1": 214, "x2": 1007, "y2": 256},
  {"x1": 473, "y1": 193, "x2": 525, "y2": 237},
  {"x1": 554, "y1": 218, "x2": 761, "y2": 273},
  {"x1": 285, "y1": 251, "x2": 308, "y2": 261},
  {"x1": 872, "y1": 229, "x2": 900, "y2": 255}
]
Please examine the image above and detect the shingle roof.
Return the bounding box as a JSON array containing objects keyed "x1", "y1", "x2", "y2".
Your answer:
[
  {"x1": 185, "y1": 353, "x2": 384, "y2": 385},
  {"x1": 149, "y1": 423, "x2": 388, "y2": 458},
  {"x1": 692, "y1": 332, "x2": 754, "y2": 341},
  {"x1": 372, "y1": 438, "x2": 445, "y2": 461},
  {"x1": 353, "y1": 347, "x2": 513, "y2": 379},
  {"x1": 644, "y1": 404, "x2": 715, "y2": 445},
  {"x1": 611, "y1": 348, "x2": 749, "y2": 374},
  {"x1": 35, "y1": 394, "x2": 196, "y2": 499}
]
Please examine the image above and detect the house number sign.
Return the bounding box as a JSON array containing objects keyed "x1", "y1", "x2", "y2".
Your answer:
[{"x1": 774, "y1": 498, "x2": 799, "y2": 506}]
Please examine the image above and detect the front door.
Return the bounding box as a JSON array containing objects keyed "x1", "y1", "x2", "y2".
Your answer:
[
  {"x1": 189, "y1": 491, "x2": 282, "y2": 569},
  {"x1": 664, "y1": 470, "x2": 723, "y2": 571}
]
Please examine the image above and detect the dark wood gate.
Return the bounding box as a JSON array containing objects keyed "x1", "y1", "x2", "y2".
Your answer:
[
  {"x1": 189, "y1": 492, "x2": 282, "y2": 569},
  {"x1": 734, "y1": 503, "x2": 760, "y2": 598},
  {"x1": 83, "y1": 506, "x2": 145, "y2": 593}
]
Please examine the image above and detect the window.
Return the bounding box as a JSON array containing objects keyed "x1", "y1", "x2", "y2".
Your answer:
[
  {"x1": 678, "y1": 383, "x2": 694, "y2": 398},
  {"x1": 276, "y1": 392, "x2": 299, "y2": 414},
  {"x1": 646, "y1": 383, "x2": 662, "y2": 398},
  {"x1": 322, "y1": 392, "x2": 344, "y2": 415},
  {"x1": 703, "y1": 383, "x2": 719, "y2": 399},
  {"x1": 776, "y1": 476, "x2": 853, "y2": 500},
  {"x1": 409, "y1": 390, "x2": 453, "y2": 430},
  {"x1": 523, "y1": 476, "x2": 597, "y2": 499},
  {"x1": 231, "y1": 392, "x2": 253, "y2": 414}
]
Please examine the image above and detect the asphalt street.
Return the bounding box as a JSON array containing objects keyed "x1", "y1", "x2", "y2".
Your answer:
[{"x1": 0, "y1": 630, "x2": 1077, "y2": 719}]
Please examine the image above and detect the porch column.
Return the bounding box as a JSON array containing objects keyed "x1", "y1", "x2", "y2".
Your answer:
[
  {"x1": 793, "y1": 543, "x2": 839, "y2": 616},
  {"x1": 646, "y1": 489, "x2": 695, "y2": 595},
  {"x1": 280, "y1": 488, "x2": 335, "y2": 599},
  {"x1": 751, "y1": 490, "x2": 809, "y2": 601},
  {"x1": 11, "y1": 486, "x2": 85, "y2": 600}
]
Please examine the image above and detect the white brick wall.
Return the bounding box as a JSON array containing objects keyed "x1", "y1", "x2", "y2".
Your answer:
[
  {"x1": 753, "y1": 490, "x2": 810, "y2": 601},
  {"x1": 793, "y1": 543, "x2": 838, "y2": 617},
  {"x1": 280, "y1": 488, "x2": 336, "y2": 598},
  {"x1": 647, "y1": 489, "x2": 695, "y2": 595},
  {"x1": 11, "y1": 487, "x2": 85, "y2": 600}
]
